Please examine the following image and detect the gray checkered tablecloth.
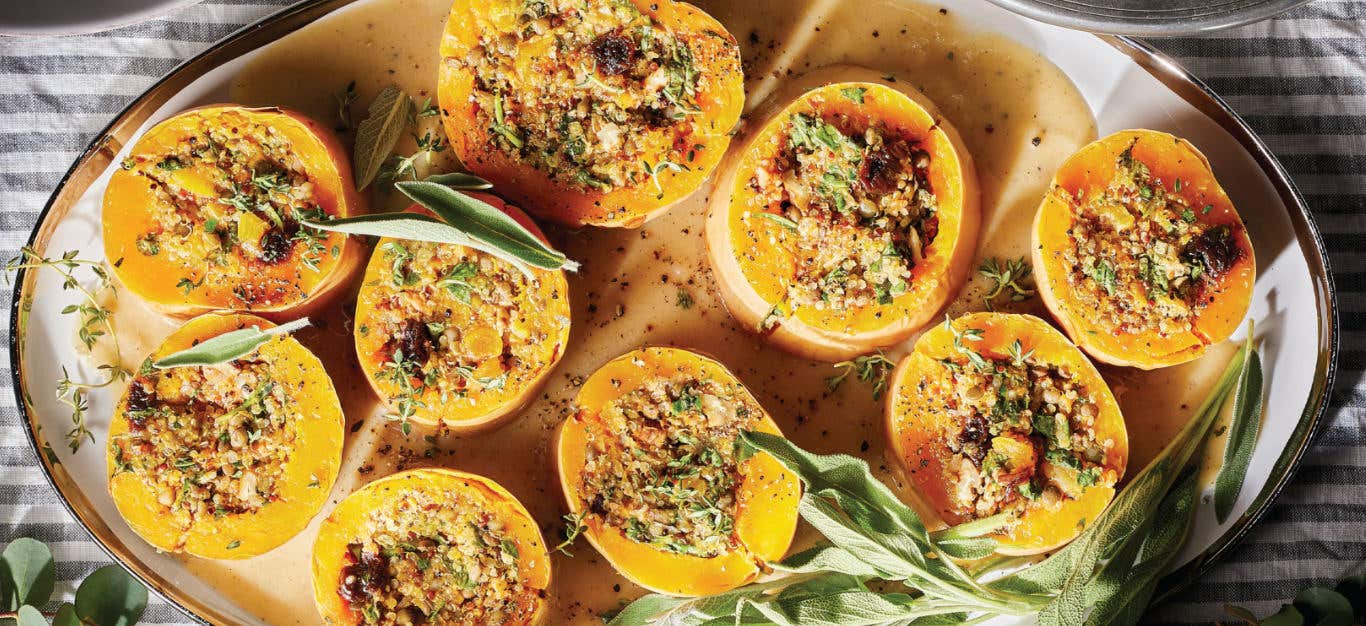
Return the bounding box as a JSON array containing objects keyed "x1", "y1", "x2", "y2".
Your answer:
[{"x1": 1, "y1": 1, "x2": 1363, "y2": 624}]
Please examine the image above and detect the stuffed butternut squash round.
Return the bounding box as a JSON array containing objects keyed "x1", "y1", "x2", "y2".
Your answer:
[
  {"x1": 354, "y1": 197, "x2": 570, "y2": 432},
  {"x1": 705, "y1": 79, "x2": 979, "y2": 362},
  {"x1": 886, "y1": 313, "x2": 1128, "y2": 555},
  {"x1": 106, "y1": 312, "x2": 343, "y2": 559},
  {"x1": 1032, "y1": 129, "x2": 1255, "y2": 369},
  {"x1": 103, "y1": 105, "x2": 364, "y2": 318},
  {"x1": 437, "y1": 0, "x2": 744, "y2": 227},
  {"x1": 311, "y1": 469, "x2": 550, "y2": 625},
  {"x1": 555, "y1": 347, "x2": 800, "y2": 596}
]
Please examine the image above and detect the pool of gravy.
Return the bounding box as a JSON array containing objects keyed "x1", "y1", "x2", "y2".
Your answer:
[{"x1": 93, "y1": 0, "x2": 1236, "y2": 622}]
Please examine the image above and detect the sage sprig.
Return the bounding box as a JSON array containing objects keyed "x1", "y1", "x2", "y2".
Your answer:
[
  {"x1": 1215, "y1": 324, "x2": 1264, "y2": 522},
  {"x1": 151, "y1": 318, "x2": 310, "y2": 369},
  {"x1": 610, "y1": 327, "x2": 1263, "y2": 626},
  {"x1": 353, "y1": 85, "x2": 415, "y2": 190},
  {"x1": 299, "y1": 182, "x2": 579, "y2": 274}
]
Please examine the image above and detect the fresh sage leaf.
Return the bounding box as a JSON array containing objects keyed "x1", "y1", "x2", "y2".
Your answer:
[
  {"x1": 1215, "y1": 330, "x2": 1264, "y2": 522},
  {"x1": 425, "y1": 171, "x2": 493, "y2": 190},
  {"x1": 929, "y1": 511, "x2": 1008, "y2": 559},
  {"x1": 74, "y1": 565, "x2": 147, "y2": 626},
  {"x1": 52, "y1": 602, "x2": 81, "y2": 626},
  {"x1": 742, "y1": 432, "x2": 1027, "y2": 614},
  {"x1": 607, "y1": 573, "x2": 863, "y2": 626},
  {"x1": 1083, "y1": 468, "x2": 1199, "y2": 626},
  {"x1": 1025, "y1": 338, "x2": 1251, "y2": 624},
  {"x1": 776, "y1": 544, "x2": 890, "y2": 578},
  {"x1": 932, "y1": 535, "x2": 999, "y2": 561},
  {"x1": 16, "y1": 604, "x2": 46, "y2": 626},
  {"x1": 2, "y1": 537, "x2": 55, "y2": 609},
  {"x1": 152, "y1": 318, "x2": 310, "y2": 369},
  {"x1": 396, "y1": 181, "x2": 579, "y2": 271},
  {"x1": 354, "y1": 85, "x2": 415, "y2": 190}
]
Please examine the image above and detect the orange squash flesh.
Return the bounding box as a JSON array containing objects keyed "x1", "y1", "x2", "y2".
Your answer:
[
  {"x1": 103, "y1": 105, "x2": 365, "y2": 319},
  {"x1": 311, "y1": 469, "x2": 551, "y2": 625},
  {"x1": 353, "y1": 196, "x2": 570, "y2": 432},
  {"x1": 886, "y1": 313, "x2": 1128, "y2": 555},
  {"x1": 1032, "y1": 129, "x2": 1255, "y2": 369},
  {"x1": 438, "y1": 0, "x2": 744, "y2": 227},
  {"x1": 705, "y1": 78, "x2": 980, "y2": 362},
  {"x1": 107, "y1": 312, "x2": 343, "y2": 559},
  {"x1": 555, "y1": 347, "x2": 801, "y2": 596}
]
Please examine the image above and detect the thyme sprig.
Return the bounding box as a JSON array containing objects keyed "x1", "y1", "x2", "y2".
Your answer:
[
  {"x1": 554, "y1": 512, "x2": 588, "y2": 556},
  {"x1": 979, "y1": 256, "x2": 1036, "y2": 310},
  {"x1": 5, "y1": 248, "x2": 130, "y2": 451},
  {"x1": 825, "y1": 352, "x2": 896, "y2": 399}
]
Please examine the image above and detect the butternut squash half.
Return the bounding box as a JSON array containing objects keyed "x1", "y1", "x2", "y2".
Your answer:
[
  {"x1": 437, "y1": 0, "x2": 744, "y2": 227},
  {"x1": 705, "y1": 79, "x2": 979, "y2": 362},
  {"x1": 1032, "y1": 129, "x2": 1255, "y2": 369},
  {"x1": 886, "y1": 313, "x2": 1128, "y2": 555},
  {"x1": 555, "y1": 347, "x2": 800, "y2": 596},
  {"x1": 107, "y1": 312, "x2": 343, "y2": 559},
  {"x1": 103, "y1": 105, "x2": 364, "y2": 319},
  {"x1": 353, "y1": 196, "x2": 570, "y2": 432},
  {"x1": 311, "y1": 468, "x2": 550, "y2": 625}
]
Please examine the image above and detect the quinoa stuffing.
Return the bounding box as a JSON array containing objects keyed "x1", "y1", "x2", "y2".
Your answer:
[
  {"x1": 574, "y1": 374, "x2": 765, "y2": 557},
  {"x1": 109, "y1": 354, "x2": 300, "y2": 535},
  {"x1": 742, "y1": 101, "x2": 939, "y2": 313},
  {"x1": 361, "y1": 238, "x2": 569, "y2": 425},
  {"x1": 928, "y1": 324, "x2": 1118, "y2": 523},
  {"x1": 1060, "y1": 142, "x2": 1245, "y2": 337},
  {"x1": 121, "y1": 110, "x2": 344, "y2": 306},
  {"x1": 451, "y1": 0, "x2": 727, "y2": 192},
  {"x1": 337, "y1": 489, "x2": 537, "y2": 625}
]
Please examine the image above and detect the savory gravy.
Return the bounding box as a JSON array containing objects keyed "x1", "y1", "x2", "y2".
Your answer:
[{"x1": 93, "y1": 0, "x2": 1230, "y2": 622}]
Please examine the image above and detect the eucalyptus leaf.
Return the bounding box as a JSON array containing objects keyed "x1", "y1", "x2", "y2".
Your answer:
[
  {"x1": 1224, "y1": 603, "x2": 1262, "y2": 625},
  {"x1": 52, "y1": 602, "x2": 81, "y2": 626},
  {"x1": 16, "y1": 604, "x2": 46, "y2": 626},
  {"x1": 74, "y1": 565, "x2": 147, "y2": 626},
  {"x1": 2, "y1": 538, "x2": 54, "y2": 609},
  {"x1": 152, "y1": 318, "x2": 310, "y2": 369},
  {"x1": 354, "y1": 85, "x2": 415, "y2": 190},
  {"x1": 1260, "y1": 604, "x2": 1307, "y2": 626},
  {"x1": 396, "y1": 181, "x2": 579, "y2": 271},
  {"x1": 425, "y1": 172, "x2": 494, "y2": 190},
  {"x1": 1335, "y1": 575, "x2": 1365, "y2": 617},
  {"x1": 1215, "y1": 336, "x2": 1264, "y2": 522},
  {"x1": 1292, "y1": 587, "x2": 1355, "y2": 626}
]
